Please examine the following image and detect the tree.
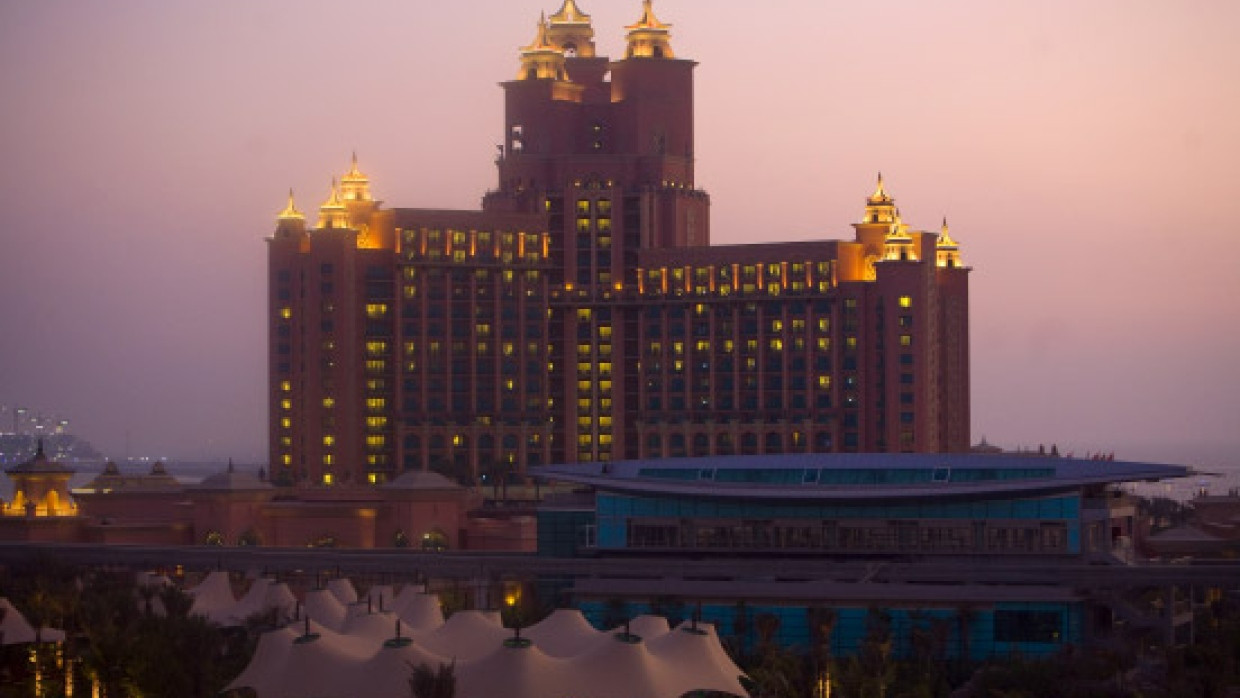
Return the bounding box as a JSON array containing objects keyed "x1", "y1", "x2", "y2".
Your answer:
[{"x1": 408, "y1": 661, "x2": 456, "y2": 698}]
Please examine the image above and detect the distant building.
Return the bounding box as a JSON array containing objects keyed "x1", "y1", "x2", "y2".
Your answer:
[
  {"x1": 0, "y1": 440, "x2": 80, "y2": 542},
  {"x1": 267, "y1": 0, "x2": 970, "y2": 491},
  {"x1": 1, "y1": 457, "x2": 532, "y2": 551}
]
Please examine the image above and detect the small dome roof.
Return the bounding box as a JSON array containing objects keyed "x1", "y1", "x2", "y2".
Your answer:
[
  {"x1": 6, "y1": 440, "x2": 73, "y2": 475},
  {"x1": 383, "y1": 470, "x2": 461, "y2": 491},
  {"x1": 195, "y1": 461, "x2": 271, "y2": 492}
]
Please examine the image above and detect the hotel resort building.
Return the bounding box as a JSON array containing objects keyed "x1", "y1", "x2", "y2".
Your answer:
[{"x1": 267, "y1": 0, "x2": 970, "y2": 490}]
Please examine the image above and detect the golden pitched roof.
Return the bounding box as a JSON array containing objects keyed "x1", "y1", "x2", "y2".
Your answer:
[
  {"x1": 521, "y1": 13, "x2": 559, "y2": 53},
  {"x1": 627, "y1": 0, "x2": 670, "y2": 31},
  {"x1": 549, "y1": 0, "x2": 590, "y2": 25},
  {"x1": 868, "y1": 172, "x2": 891, "y2": 205},
  {"x1": 320, "y1": 179, "x2": 345, "y2": 211},
  {"x1": 937, "y1": 217, "x2": 959, "y2": 248},
  {"x1": 341, "y1": 151, "x2": 368, "y2": 184},
  {"x1": 277, "y1": 189, "x2": 304, "y2": 221}
]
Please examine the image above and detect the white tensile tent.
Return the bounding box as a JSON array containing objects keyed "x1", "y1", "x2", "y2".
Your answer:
[
  {"x1": 226, "y1": 584, "x2": 747, "y2": 698},
  {"x1": 0, "y1": 597, "x2": 66, "y2": 644},
  {"x1": 185, "y1": 571, "x2": 299, "y2": 628}
]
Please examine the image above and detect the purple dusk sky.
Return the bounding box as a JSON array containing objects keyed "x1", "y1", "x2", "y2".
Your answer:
[{"x1": 1, "y1": 1, "x2": 1237, "y2": 468}]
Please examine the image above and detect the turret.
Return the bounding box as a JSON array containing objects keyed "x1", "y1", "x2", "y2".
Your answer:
[
  {"x1": 274, "y1": 189, "x2": 307, "y2": 240},
  {"x1": 339, "y1": 152, "x2": 373, "y2": 203},
  {"x1": 625, "y1": 0, "x2": 674, "y2": 59},
  {"x1": 517, "y1": 14, "x2": 568, "y2": 81},
  {"x1": 546, "y1": 0, "x2": 595, "y2": 58},
  {"x1": 936, "y1": 217, "x2": 964, "y2": 268},
  {"x1": 883, "y1": 210, "x2": 918, "y2": 262},
  {"x1": 863, "y1": 172, "x2": 896, "y2": 225},
  {"x1": 317, "y1": 179, "x2": 349, "y2": 229}
]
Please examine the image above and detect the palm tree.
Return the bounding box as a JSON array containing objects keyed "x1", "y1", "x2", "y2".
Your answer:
[{"x1": 408, "y1": 660, "x2": 456, "y2": 698}]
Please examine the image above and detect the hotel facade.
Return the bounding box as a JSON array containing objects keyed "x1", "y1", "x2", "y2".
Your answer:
[{"x1": 268, "y1": 0, "x2": 970, "y2": 489}]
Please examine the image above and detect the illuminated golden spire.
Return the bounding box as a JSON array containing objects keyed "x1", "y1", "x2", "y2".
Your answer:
[
  {"x1": 883, "y1": 208, "x2": 916, "y2": 261},
  {"x1": 937, "y1": 217, "x2": 958, "y2": 248},
  {"x1": 317, "y1": 178, "x2": 348, "y2": 229},
  {"x1": 625, "y1": 0, "x2": 674, "y2": 59},
  {"x1": 339, "y1": 152, "x2": 373, "y2": 202},
  {"x1": 521, "y1": 12, "x2": 559, "y2": 54},
  {"x1": 868, "y1": 172, "x2": 891, "y2": 205},
  {"x1": 277, "y1": 189, "x2": 304, "y2": 221},
  {"x1": 549, "y1": 0, "x2": 590, "y2": 25},
  {"x1": 628, "y1": 0, "x2": 670, "y2": 31},
  {"x1": 518, "y1": 13, "x2": 568, "y2": 80},
  {"x1": 861, "y1": 172, "x2": 896, "y2": 225},
  {"x1": 936, "y1": 216, "x2": 964, "y2": 268},
  {"x1": 547, "y1": 0, "x2": 596, "y2": 57}
]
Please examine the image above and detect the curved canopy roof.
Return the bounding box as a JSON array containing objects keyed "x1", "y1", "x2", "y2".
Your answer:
[{"x1": 534, "y1": 452, "x2": 1190, "y2": 503}]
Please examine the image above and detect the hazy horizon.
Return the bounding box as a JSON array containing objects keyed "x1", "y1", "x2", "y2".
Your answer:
[{"x1": 2, "y1": 0, "x2": 1237, "y2": 469}]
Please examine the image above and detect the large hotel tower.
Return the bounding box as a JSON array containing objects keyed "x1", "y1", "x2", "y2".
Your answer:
[{"x1": 268, "y1": 1, "x2": 970, "y2": 487}]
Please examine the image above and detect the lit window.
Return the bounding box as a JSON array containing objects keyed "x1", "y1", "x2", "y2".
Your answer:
[
  {"x1": 900, "y1": 334, "x2": 912, "y2": 347},
  {"x1": 769, "y1": 339, "x2": 783, "y2": 351},
  {"x1": 280, "y1": 307, "x2": 292, "y2": 319},
  {"x1": 281, "y1": 380, "x2": 291, "y2": 392},
  {"x1": 323, "y1": 455, "x2": 334, "y2": 465},
  {"x1": 281, "y1": 454, "x2": 292, "y2": 465},
  {"x1": 898, "y1": 295, "x2": 912, "y2": 308},
  {"x1": 366, "y1": 341, "x2": 388, "y2": 355},
  {"x1": 323, "y1": 435, "x2": 335, "y2": 446},
  {"x1": 280, "y1": 418, "x2": 291, "y2": 429},
  {"x1": 366, "y1": 435, "x2": 385, "y2": 447},
  {"x1": 818, "y1": 375, "x2": 832, "y2": 389},
  {"x1": 846, "y1": 336, "x2": 857, "y2": 349},
  {"x1": 366, "y1": 398, "x2": 386, "y2": 411},
  {"x1": 365, "y1": 303, "x2": 388, "y2": 318},
  {"x1": 323, "y1": 472, "x2": 334, "y2": 485},
  {"x1": 281, "y1": 399, "x2": 291, "y2": 410},
  {"x1": 366, "y1": 416, "x2": 388, "y2": 429}
]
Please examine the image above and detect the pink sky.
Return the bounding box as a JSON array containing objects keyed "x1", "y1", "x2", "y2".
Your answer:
[{"x1": 1, "y1": 0, "x2": 1237, "y2": 467}]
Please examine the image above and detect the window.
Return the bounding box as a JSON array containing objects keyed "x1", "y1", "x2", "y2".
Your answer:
[{"x1": 898, "y1": 295, "x2": 912, "y2": 308}]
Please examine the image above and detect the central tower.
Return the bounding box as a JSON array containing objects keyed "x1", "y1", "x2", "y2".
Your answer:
[{"x1": 484, "y1": 0, "x2": 709, "y2": 464}]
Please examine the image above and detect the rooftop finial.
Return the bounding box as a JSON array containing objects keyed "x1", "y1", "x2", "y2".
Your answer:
[
  {"x1": 625, "y1": 0, "x2": 673, "y2": 58},
  {"x1": 549, "y1": 0, "x2": 590, "y2": 25},
  {"x1": 278, "y1": 188, "x2": 305, "y2": 220}
]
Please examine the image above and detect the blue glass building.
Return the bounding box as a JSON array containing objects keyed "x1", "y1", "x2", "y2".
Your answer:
[{"x1": 537, "y1": 452, "x2": 1188, "y2": 658}]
